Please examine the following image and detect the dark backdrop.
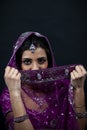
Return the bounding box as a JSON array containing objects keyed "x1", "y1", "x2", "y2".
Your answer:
[{"x1": 0, "y1": 0, "x2": 87, "y2": 129}]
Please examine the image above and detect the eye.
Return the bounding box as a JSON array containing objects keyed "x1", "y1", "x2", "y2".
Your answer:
[
  {"x1": 37, "y1": 57, "x2": 47, "y2": 64},
  {"x1": 22, "y1": 58, "x2": 32, "y2": 65}
]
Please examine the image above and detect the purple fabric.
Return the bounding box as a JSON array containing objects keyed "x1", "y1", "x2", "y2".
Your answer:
[
  {"x1": 0, "y1": 32, "x2": 79, "y2": 130},
  {"x1": 7, "y1": 32, "x2": 56, "y2": 68}
]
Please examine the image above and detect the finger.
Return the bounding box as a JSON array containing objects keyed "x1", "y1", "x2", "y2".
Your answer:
[
  {"x1": 10, "y1": 68, "x2": 19, "y2": 76},
  {"x1": 75, "y1": 66, "x2": 83, "y2": 76},
  {"x1": 15, "y1": 73, "x2": 21, "y2": 80},
  {"x1": 71, "y1": 70, "x2": 80, "y2": 79},
  {"x1": 70, "y1": 72, "x2": 75, "y2": 80},
  {"x1": 79, "y1": 65, "x2": 87, "y2": 75},
  {"x1": 4, "y1": 66, "x2": 12, "y2": 78},
  {"x1": 75, "y1": 65, "x2": 87, "y2": 78},
  {"x1": 5, "y1": 67, "x2": 19, "y2": 79},
  {"x1": 5, "y1": 66, "x2": 11, "y2": 74}
]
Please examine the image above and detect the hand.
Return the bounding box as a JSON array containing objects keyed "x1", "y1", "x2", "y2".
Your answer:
[
  {"x1": 4, "y1": 66, "x2": 21, "y2": 94},
  {"x1": 70, "y1": 65, "x2": 87, "y2": 90}
]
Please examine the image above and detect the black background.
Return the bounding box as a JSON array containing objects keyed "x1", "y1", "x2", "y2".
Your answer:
[{"x1": 0, "y1": 0, "x2": 87, "y2": 129}]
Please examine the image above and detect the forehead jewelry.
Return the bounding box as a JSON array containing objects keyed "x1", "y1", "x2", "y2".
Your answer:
[{"x1": 29, "y1": 43, "x2": 36, "y2": 53}]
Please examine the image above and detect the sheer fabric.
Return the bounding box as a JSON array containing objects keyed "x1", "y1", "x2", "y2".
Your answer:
[
  {"x1": 0, "y1": 65, "x2": 79, "y2": 130},
  {"x1": 0, "y1": 32, "x2": 79, "y2": 130}
]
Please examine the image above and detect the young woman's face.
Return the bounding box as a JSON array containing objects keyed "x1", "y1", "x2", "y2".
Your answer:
[{"x1": 21, "y1": 47, "x2": 48, "y2": 70}]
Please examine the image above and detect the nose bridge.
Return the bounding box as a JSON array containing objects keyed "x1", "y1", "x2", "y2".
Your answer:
[{"x1": 32, "y1": 61, "x2": 39, "y2": 70}]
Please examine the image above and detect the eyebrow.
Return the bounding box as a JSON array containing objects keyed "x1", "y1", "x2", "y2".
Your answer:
[
  {"x1": 21, "y1": 58, "x2": 32, "y2": 62},
  {"x1": 22, "y1": 57, "x2": 31, "y2": 59},
  {"x1": 37, "y1": 57, "x2": 47, "y2": 60},
  {"x1": 22, "y1": 57, "x2": 47, "y2": 59}
]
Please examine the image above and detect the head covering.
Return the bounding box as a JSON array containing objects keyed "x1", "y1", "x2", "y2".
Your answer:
[
  {"x1": 0, "y1": 32, "x2": 78, "y2": 130},
  {"x1": 8, "y1": 31, "x2": 56, "y2": 68}
]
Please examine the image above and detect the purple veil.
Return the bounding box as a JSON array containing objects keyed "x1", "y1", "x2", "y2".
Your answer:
[{"x1": 0, "y1": 32, "x2": 79, "y2": 130}]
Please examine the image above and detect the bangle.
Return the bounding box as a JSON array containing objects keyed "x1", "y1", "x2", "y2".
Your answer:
[
  {"x1": 14, "y1": 114, "x2": 29, "y2": 123},
  {"x1": 76, "y1": 111, "x2": 87, "y2": 119},
  {"x1": 75, "y1": 105, "x2": 85, "y2": 108}
]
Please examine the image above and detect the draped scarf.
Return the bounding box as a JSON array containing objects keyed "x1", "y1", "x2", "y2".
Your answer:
[{"x1": 0, "y1": 32, "x2": 79, "y2": 130}]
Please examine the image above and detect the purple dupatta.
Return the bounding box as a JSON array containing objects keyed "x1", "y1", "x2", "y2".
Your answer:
[{"x1": 0, "y1": 32, "x2": 79, "y2": 130}]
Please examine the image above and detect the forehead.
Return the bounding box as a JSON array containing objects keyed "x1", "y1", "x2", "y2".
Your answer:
[{"x1": 22, "y1": 47, "x2": 47, "y2": 58}]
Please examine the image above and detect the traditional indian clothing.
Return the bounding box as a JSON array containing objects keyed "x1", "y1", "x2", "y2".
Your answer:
[{"x1": 0, "y1": 32, "x2": 79, "y2": 130}]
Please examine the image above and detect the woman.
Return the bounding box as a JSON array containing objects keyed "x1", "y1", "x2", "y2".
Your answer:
[{"x1": 0, "y1": 32, "x2": 87, "y2": 130}]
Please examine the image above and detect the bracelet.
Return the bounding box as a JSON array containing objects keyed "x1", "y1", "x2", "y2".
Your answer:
[
  {"x1": 76, "y1": 111, "x2": 87, "y2": 119},
  {"x1": 14, "y1": 114, "x2": 29, "y2": 123},
  {"x1": 75, "y1": 105, "x2": 85, "y2": 108}
]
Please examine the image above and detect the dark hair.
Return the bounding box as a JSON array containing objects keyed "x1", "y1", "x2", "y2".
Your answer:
[{"x1": 16, "y1": 34, "x2": 52, "y2": 69}]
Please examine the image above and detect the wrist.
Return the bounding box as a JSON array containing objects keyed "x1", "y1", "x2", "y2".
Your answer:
[
  {"x1": 74, "y1": 105, "x2": 86, "y2": 113},
  {"x1": 74, "y1": 87, "x2": 85, "y2": 107},
  {"x1": 75, "y1": 104, "x2": 85, "y2": 108},
  {"x1": 74, "y1": 87, "x2": 84, "y2": 93},
  {"x1": 9, "y1": 90, "x2": 21, "y2": 97}
]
